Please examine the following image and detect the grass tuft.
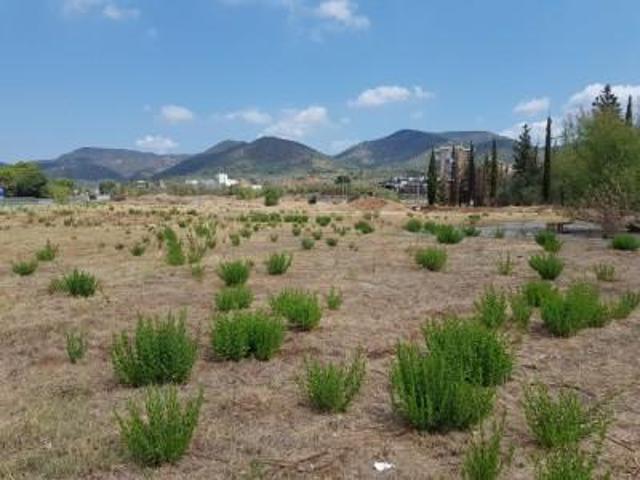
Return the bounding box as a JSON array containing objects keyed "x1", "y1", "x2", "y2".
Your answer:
[
  {"x1": 462, "y1": 416, "x2": 512, "y2": 480},
  {"x1": 49, "y1": 269, "x2": 98, "y2": 297},
  {"x1": 270, "y1": 288, "x2": 322, "y2": 331},
  {"x1": 65, "y1": 329, "x2": 88, "y2": 364},
  {"x1": 12, "y1": 258, "x2": 38, "y2": 276},
  {"x1": 415, "y1": 247, "x2": 447, "y2": 272},
  {"x1": 215, "y1": 285, "x2": 254, "y2": 312},
  {"x1": 217, "y1": 259, "x2": 251, "y2": 286},
  {"x1": 265, "y1": 252, "x2": 293, "y2": 275},
  {"x1": 474, "y1": 287, "x2": 508, "y2": 329},
  {"x1": 529, "y1": 253, "x2": 564, "y2": 280},
  {"x1": 211, "y1": 310, "x2": 285, "y2": 361},
  {"x1": 611, "y1": 233, "x2": 640, "y2": 251}
]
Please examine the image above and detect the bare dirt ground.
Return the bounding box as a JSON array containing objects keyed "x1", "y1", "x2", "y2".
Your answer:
[{"x1": 0, "y1": 196, "x2": 638, "y2": 479}]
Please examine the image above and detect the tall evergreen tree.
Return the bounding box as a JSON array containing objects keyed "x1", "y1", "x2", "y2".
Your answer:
[
  {"x1": 449, "y1": 146, "x2": 459, "y2": 206},
  {"x1": 625, "y1": 95, "x2": 633, "y2": 126},
  {"x1": 427, "y1": 148, "x2": 438, "y2": 205},
  {"x1": 592, "y1": 84, "x2": 621, "y2": 117},
  {"x1": 489, "y1": 139, "x2": 498, "y2": 204},
  {"x1": 542, "y1": 116, "x2": 552, "y2": 203},
  {"x1": 467, "y1": 142, "x2": 476, "y2": 206},
  {"x1": 513, "y1": 124, "x2": 534, "y2": 177}
]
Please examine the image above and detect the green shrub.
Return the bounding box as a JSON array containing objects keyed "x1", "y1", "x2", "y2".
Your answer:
[
  {"x1": 111, "y1": 311, "x2": 197, "y2": 386},
  {"x1": 116, "y1": 386, "x2": 203, "y2": 467},
  {"x1": 229, "y1": 233, "x2": 241, "y2": 246},
  {"x1": 130, "y1": 243, "x2": 146, "y2": 256},
  {"x1": 540, "y1": 283, "x2": 608, "y2": 337},
  {"x1": 390, "y1": 342, "x2": 495, "y2": 432},
  {"x1": 301, "y1": 238, "x2": 315, "y2": 250},
  {"x1": 423, "y1": 220, "x2": 438, "y2": 234},
  {"x1": 493, "y1": 227, "x2": 505, "y2": 239},
  {"x1": 404, "y1": 218, "x2": 423, "y2": 233},
  {"x1": 49, "y1": 269, "x2": 98, "y2": 297},
  {"x1": 65, "y1": 329, "x2": 88, "y2": 364},
  {"x1": 496, "y1": 253, "x2": 514, "y2": 276},
  {"x1": 523, "y1": 383, "x2": 609, "y2": 449},
  {"x1": 611, "y1": 233, "x2": 640, "y2": 251},
  {"x1": 217, "y1": 260, "x2": 251, "y2": 286},
  {"x1": 299, "y1": 349, "x2": 366, "y2": 413},
  {"x1": 265, "y1": 252, "x2": 292, "y2": 275},
  {"x1": 474, "y1": 287, "x2": 508, "y2": 329},
  {"x1": 463, "y1": 225, "x2": 481, "y2": 237},
  {"x1": 462, "y1": 417, "x2": 512, "y2": 480},
  {"x1": 326, "y1": 287, "x2": 343, "y2": 310},
  {"x1": 522, "y1": 280, "x2": 557, "y2": 307},
  {"x1": 36, "y1": 240, "x2": 58, "y2": 261},
  {"x1": 316, "y1": 215, "x2": 332, "y2": 227},
  {"x1": 592, "y1": 263, "x2": 615, "y2": 282},
  {"x1": 215, "y1": 285, "x2": 254, "y2": 312},
  {"x1": 436, "y1": 225, "x2": 465, "y2": 244},
  {"x1": 325, "y1": 237, "x2": 338, "y2": 247},
  {"x1": 354, "y1": 220, "x2": 374, "y2": 234},
  {"x1": 529, "y1": 253, "x2": 564, "y2": 280},
  {"x1": 415, "y1": 247, "x2": 447, "y2": 272},
  {"x1": 269, "y1": 233, "x2": 279, "y2": 243},
  {"x1": 263, "y1": 186, "x2": 282, "y2": 206},
  {"x1": 312, "y1": 230, "x2": 323, "y2": 240},
  {"x1": 509, "y1": 292, "x2": 533, "y2": 329},
  {"x1": 270, "y1": 289, "x2": 322, "y2": 331},
  {"x1": 291, "y1": 226, "x2": 302, "y2": 237},
  {"x1": 535, "y1": 446, "x2": 606, "y2": 480},
  {"x1": 535, "y1": 230, "x2": 563, "y2": 253},
  {"x1": 610, "y1": 291, "x2": 640, "y2": 319},
  {"x1": 12, "y1": 259, "x2": 38, "y2": 276},
  {"x1": 164, "y1": 227, "x2": 185, "y2": 266},
  {"x1": 211, "y1": 311, "x2": 285, "y2": 361}
]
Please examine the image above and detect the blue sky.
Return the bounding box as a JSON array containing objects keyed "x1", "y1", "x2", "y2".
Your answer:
[{"x1": 1, "y1": 0, "x2": 639, "y2": 160}]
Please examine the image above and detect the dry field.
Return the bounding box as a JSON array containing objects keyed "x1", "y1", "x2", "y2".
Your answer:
[{"x1": 0, "y1": 195, "x2": 639, "y2": 479}]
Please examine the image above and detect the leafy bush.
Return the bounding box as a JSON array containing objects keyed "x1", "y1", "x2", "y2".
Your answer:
[
  {"x1": 496, "y1": 253, "x2": 514, "y2": 276},
  {"x1": 592, "y1": 263, "x2": 615, "y2": 282},
  {"x1": 301, "y1": 238, "x2": 315, "y2": 250},
  {"x1": 270, "y1": 288, "x2": 322, "y2": 331},
  {"x1": 405, "y1": 218, "x2": 423, "y2": 233},
  {"x1": 535, "y1": 446, "x2": 606, "y2": 480},
  {"x1": 463, "y1": 225, "x2": 481, "y2": 237},
  {"x1": 215, "y1": 285, "x2": 254, "y2": 312},
  {"x1": 229, "y1": 233, "x2": 241, "y2": 246},
  {"x1": 116, "y1": 386, "x2": 203, "y2": 466},
  {"x1": 299, "y1": 349, "x2": 366, "y2": 413},
  {"x1": 263, "y1": 186, "x2": 282, "y2": 206},
  {"x1": 354, "y1": 220, "x2": 374, "y2": 234},
  {"x1": 111, "y1": 311, "x2": 197, "y2": 386},
  {"x1": 474, "y1": 287, "x2": 508, "y2": 329},
  {"x1": 529, "y1": 253, "x2": 564, "y2": 280},
  {"x1": 164, "y1": 227, "x2": 185, "y2": 266},
  {"x1": 291, "y1": 226, "x2": 302, "y2": 237},
  {"x1": 211, "y1": 311, "x2": 285, "y2": 361},
  {"x1": 312, "y1": 230, "x2": 323, "y2": 240},
  {"x1": 611, "y1": 233, "x2": 640, "y2": 251},
  {"x1": 423, "y1": 220, "x2": 439, "y2": 234},
  {"x1": 325, "y1": 237, "x2": 338, "y2": 247},
  {"x1": 65, "y1": 329, "x2": 88, "y2": 364},
  {"x1": 523, "y1": 383, "x2": 609, "y2": 449},
  {"x1": 36, "y1": 240, "x2": 58, "y2": 261},
  {"x1": 462, "y1": 417, "x2": 512, "y2": 480},
  {"x1": 265, "y1": 252, "x2": 293, "y2": 275},
  {"x1": 49, "y1": 269, "x2": 98, "y2": 297},
  {"x1": 522, "y1": 280, "x2": 557, "y2": 307},
  {"x1": 12, "y1": 259, "x2": 38, "y2": 276},
  {"x1": 535, "y1": 230, "x2": 563, "y2": 253},
  {"x1": 326, "y1": 287, "x2": 343, "y2": 310},
  {"x1": 510, "y1": 292, "x2": 533, "y2": 329},
  {"x1": 540, "y1": 283, "x2": 608, "y2": 337},
  {"x1": 217, "y1": 260, "x2": 251, "y2": 286},
  {"x1": 610, "y1": 291, "x2": 640, "y2": 319},
  {"x1": 436, "y1": 225, "x2": 465, "y2": 244},
  {"x1": 415, "y1": 247, "x2": 447, "y2": 272},
  {"x1": 130, "y1": 243, "x2": 146, "y2": 256},
  {"x1": 316, "y1": 215, "x2": 332, "y2": 227}
]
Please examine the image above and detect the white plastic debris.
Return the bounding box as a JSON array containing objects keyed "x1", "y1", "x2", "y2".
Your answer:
[{"x1": 373, "y1": 461, "x2": 394, "y2": 472}]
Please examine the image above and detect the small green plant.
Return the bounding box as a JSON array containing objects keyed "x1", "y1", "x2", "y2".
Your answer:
[
  {"x1": 540, "y1": 282, "x2": 608, "y2": 337},
  {"x1": 65, "y1": 329, "x2": 88, "y2": 364},
  {"x1": 462, "y1": 416, "x2": 512, "y2": 480},
  {"x1": 111, "y1": 311, "x2": 197, "y2": 386},
  {"x1": 164, "y1": 227, "x2": 185, "y2": 266},
  {"x1": 523, "y1": 383, "x2": 610, "y2": 449},
  {"x1": 611, "y1": 233, "x2": 640, "y2": 251},
  {"x1": 263, "y1": 186, "x2": 282, "y2": 206},
  {"x1": 217, "y1": 259, "x2": 251, "y2": 286},
  {"x1": 474, "y1": 287, "x2": 508, "y2": 329},
  {"x1": 292, "y1": 226, "x2": 302, "y2": 237},
  {"x1": 463, "y1": 225, "x2": 481, "y2": 237},
  {"x1": 591, "y1": 263, "x2": 615, "y2": 282},
  {"x1": 301, "y1": 237, "x2": 315, "y2": 250},
  {"x1": 354, "y1": 220, "x2": 374, "y2": 234},
  {"x1": 49, "y1": 269, "x2": 98, "y2": 297},
  {"x1": 493, "y1": 227, "x2": 505, "y2": 239},
  {"x1": 404, "y1": 218, "x2": 423, "y2": 233},
  {"x1": 265, "y1": 252, "x2": 293, "y2": 275},
  {"x1": 211, "y1": 311, "x2": 285, "y2": 361},
  {"x1": 522, "y1": 280, "x2": 557, "y2": 307},
  {"x1": 130, "y1": 243, "x2": 146, "y2": 256},
  {"x1": 299, "y1": 349, "x2": 366, "y2": 413},
  {"x1": 509, "y1": 292, "x2": 533, "y2": 329},
  {"x1": 190, "y1": 263, "x2": 205, "y2": 280},
  {"x1": 529, "y1": 253, "x2": 564, "y2": 280},
  {"x1": 269, "y1": 233, "x2": 279, "y2": 243},
  {"x1": 316, "y1": 215, "x2": 332, "y2": 227},
  {"x1": 326, "y1": 287, "x2": 343, "y2": 310},
  {"x1": 496, "y1": 253, "x2": 514, "y2": 276},
  {"x1": 436, "y1": 224, "x2": 465, "y2": 244},
  {"x1": 12, "y1": 259, "x2": 38, "y2": 276},
  {"x1": 415, "y1": 247, "x2": 447, "y2": 272},
  {"x1": 423, "y1": 220, "x2": 438, "y2": 234},
  {"x1": 36, "y1": 240, "x2": 58, "y2": 261},
  {"x1": 215, "y1": 285, "x2": 254, "y2": 312},
  {"x1": 325, "y1": 237, "x2": 338, "y2": 247},
  {"x1": 610, "y1": 291, "x2": 640, "y2": 319},
  {"x1": 270, "y1": 289, "x2": 322, "y2": 331},
  {"x1": 535, "y1": 230, "x2": 563, "y2": 253},
  {"x1": 535, "y1": 445, "x2": 607, "y2": 480},
  {"x1": 312, "y1": 230, "x2": 323, "y2": 240},
  {"x1": 229, "y1": 233, "x2": 241, "y2": 246},
  {"x1": 116, "y1": 386, "x2": 203, "y2": 467}
]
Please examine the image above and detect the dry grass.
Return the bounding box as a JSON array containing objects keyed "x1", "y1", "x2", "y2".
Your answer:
[{"x1": 0, "y1": 197, "x2": 639, "y2": 479}]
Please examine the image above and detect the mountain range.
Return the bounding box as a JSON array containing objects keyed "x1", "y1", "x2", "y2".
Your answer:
[{"x1": 34, "y1": 130, "x2": 514, "y2": 181}]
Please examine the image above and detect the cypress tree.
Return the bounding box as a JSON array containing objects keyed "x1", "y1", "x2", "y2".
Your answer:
[
  {"x1": 467, "y1": 142, "x2": 476, "y2": 206},
  {"x1": 427, "y1": 148, "x2": 438, "y2": 205},
  {"x1": 542, "y1": 116, "x2": 552, "y2": 203},
  {"x1": 489, "y1": 139, "x2": 498, "y2": 204},
  {"x1": 449, "y1": 146, "x2": 459, "y2": 206},
  {"x1": 625, "y1": 95, "x2": 633, "y2": 126}
]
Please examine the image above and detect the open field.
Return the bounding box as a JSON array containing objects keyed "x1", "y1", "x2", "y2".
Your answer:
[{"x1": 1, "y1": 196, "x2": 639, "y2": 479}]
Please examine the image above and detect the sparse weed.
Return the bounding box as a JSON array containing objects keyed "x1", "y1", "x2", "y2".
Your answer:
[
  {"x1": 474, "y1": 287, "x2": 508, "y2": 329},
  {"x1": 611, "y1": 233, "x2": 640, "y2": 251},
  {"x1": 130, "y1": 243, "x2": 146, "y2": 256},
  {"x1": 592, "y1": 263, "x2": 615, "y2": 282},
  {"x1": 65, "y1": 329, "x2": 88, "y2": 363},
  {"x1": 496, "y1": 253, "x2": 514, "y2": 276},
  {"x1": 610, "y1": 291, "x2": 640, "y2": 319},
  {"x1": 12, "y1": 259, "x2": 38, "y2": 276},
  {"x1": 49, "y1": 269, "x2": 98, "y2": 297},
  {"x1": 36, "y1": 240, "x2": 58, "y2": 261},
  {"x1": 462, "y1": 416, "x2": 512, "y2": 480},
  {"x1": 326, "y1": 287, "x2": 343, "y2": 310}
]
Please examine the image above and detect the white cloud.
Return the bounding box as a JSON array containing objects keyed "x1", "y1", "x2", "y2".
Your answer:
[
  {"x1": 349, "y1": 85, "x2": 433, "y2": 108},
  {"x1": 160, "y1": 105, "x2": 194, "y2": 124},
  {"x1": 225, "y1": 108, "x2": 273, "y2": 125},
  {"x1": 514, "y1": 97, "x2": 550, "y2": 116},
  {"x1": 500, "y1": 118, "x2": 562, "y2": 145},
  {"x1": 314, "y1": 0, "x2": 369, "y2": 30},
  {"x1": 566, "y1": 83, "x2": 640, "y2": 112},
  {"x1": 262, "y1": 105, "x2": 330, "y2": 139},
  {"x1": 102, "y1": 4, "x2": 140, "y2": 20},
  {"x1": 135, "y1": 135, "x2": 178, "y2": 154},
  {"x1": 62, "y1": 0, "x2": 140, "y2": 21}
]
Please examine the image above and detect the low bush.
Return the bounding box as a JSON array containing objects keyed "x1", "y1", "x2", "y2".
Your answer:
[
  {"x1": 610, "y1": 291, "x2": 640, "y2": 319},
  {"x1": 263, "y1": 186, "x2": 282, "y2": 206},
  {"x1": 229, "y1": 233, "x2": 241, "y2": 246},
  {"x1": 523, "y1": 383, "x2": 609, "y2": 449},
  {"x1": 299, "y1": 349, "x2": 366, "y2": 413},
  {"x1": 611, "y1": 233, "x2": 640, "y2": 251},
  {"x1": 496, "y1": 253, "x2": 514, "y2": 276},
  {"x1": 116, "y1": 386, "x2": 203, "y2": 467},
  {"x1": 49, "y1": 269, "x2": 98, "y2": 297},
  {"x1": 436, "y1": 225, "x2": 465, "y2": 244},
  {"x1": 215, "y1": 285, "x2": 254, "y2": 311},
  {"x1": 510, "y1": 292, "x2": 533, "y2": 329},
  {"x1": 36, "y1": 240, "x2": 58, "y2": 261},
  {"x1": 463, "y1": 225, "x2": 481, "y2": 237},
  {"x1": 423, "y1": 220, "x2": 439, "y2": 234},
  {"x1": 301, "y1": 238, "x2": 315, "y2": 250},
  {"x1": 592, "y1": 263, "x2": 615, "y2": 282},
  {"x1": 130, "y1": 243, "x2": 146, "y2": 256},
  {"x1": 326, "y1": 287, "x2": 343, "y2": 310},
  {"x1": 312, "y1": 230, "x2": 323, "y2": 240},
  {"x1": 535, "y1": 446, "x2": 606, "y2": 480},
  {"x1": 404, "y1": 218, "x2": 423, "y2": 233},
  {"x1": 265, "y1": 252, "x2": 293, "y2": 275},
  {"x1": 270, "y1": 289, "x2": 322, "y2": 331},
  {"x1": 111, "y1": 311, "x2": 197, "y2": 386},
  {"x1": 316, "y1": 215, "x2": 332, "y2": 227},
  {"x1": 210, "y1": 311, "x2": 285, "y2": 361},
  {"x1": 540, "y1": 283, "x2": 608, "y2": 337},
  {"x1": 354, "y1": 220, "x2": 374, "y2": 234},
  {"x1": 415, "y1": 247, "x2": 447, "y2": 272},
  {"x1": 12, "y1": 259, "x2": 38, "y2": 276},
  {"x1": 522, "y1": 280, "x2": 557, "y2": 307},
  {"x1": 535, "y1": 230, "x2": 563, "y2": 253},
  {"x1": 164, "y1": 227, "x2": 185, "y2": 266},
  {"x1": 326, "y1": 237, "x2": 338, "y2": 247},
  {"x1": 474, "y1": 287, "x2": 508, "y2": 329},
  {"x1": 462, "y1": 417, "x2": 512, "y2": 480},
  {"x1": 65, "y1": 329, "x2": 88, "y2": 364},
  {"x1": 529, "y1": 253, "x2": 564, "y2": 280},
  {"x1": 217, "y1": 259, "x2": 251, "y2": 286}
]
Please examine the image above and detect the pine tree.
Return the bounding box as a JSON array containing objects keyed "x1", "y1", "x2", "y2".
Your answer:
[
  {"x1": 449, "y1": 146, "x2": 459, "y2": 206},
  {"x1": 542, "y1": 116, "x2": 552, "y2": 203},
  {"x1": 489, "y1": 139, "x2": 498, "y2": 204},
  {"x1": 467, "y1": 142, "x2": 476, "y2": 206},
  {"x1": 513, "y1": 124, "x2": 534, "y2": 177},
  {"x1": 592, "y1": 84, "x2": 621, "y2": 117},
  {"x1": 625, "y1": 95, "x2": 633, "y2": 126},
  {"x1": 427, "y1": 148, "x2": 438, "y2": 205}
]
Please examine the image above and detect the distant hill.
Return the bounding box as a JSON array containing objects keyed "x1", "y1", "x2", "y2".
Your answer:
[
  {"x1": 39, "y1": 147, "x2": 186, "y2": 181},
  {"x1": 156, "y1": 137, "x2": 334, "y2": 178}
]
